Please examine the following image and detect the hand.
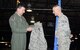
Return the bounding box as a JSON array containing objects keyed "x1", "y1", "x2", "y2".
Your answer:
[{"x1": 27, "y1": 27, "x2": 32, "y2": 31}]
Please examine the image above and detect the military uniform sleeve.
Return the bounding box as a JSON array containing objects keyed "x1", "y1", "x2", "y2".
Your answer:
[{"x1": 61, "y1": 16, "x2": 71, "y2": 37}]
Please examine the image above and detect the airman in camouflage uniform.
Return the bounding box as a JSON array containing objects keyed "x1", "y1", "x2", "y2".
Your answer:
[{"x1": 52, "y1": 5, "x2": 71, "y2": 50}]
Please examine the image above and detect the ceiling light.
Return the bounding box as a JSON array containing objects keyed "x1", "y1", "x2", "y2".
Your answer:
[
  {"x1": 5, "y1": 43, "x2": 8, "y2": 46},
  {"x1": 27, "y1": 9, "x2": 32, "y2": 12},
  {"x1": 27, "y1": 3, "x2": 32, "y2": 12},
  {"x1": 75, "y1": 37, "x2": 78, "y2": 39},
  {"x1": 30, "y1": 16, "x2": 35, "y2": 23},
  {"x1": 30, "y1": 20, "x2": 35, "y2": 23}
]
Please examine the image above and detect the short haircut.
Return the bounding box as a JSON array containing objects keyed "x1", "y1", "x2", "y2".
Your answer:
[
  {"x1": 53, "y1": 4, "x2": 59, "y2": 8},
  {"x1": 52, "y1": 4, "x2": 61, "y2": 10},
  {"x1": 16, "y1": 2, "x2": 26, "y2": 9}
]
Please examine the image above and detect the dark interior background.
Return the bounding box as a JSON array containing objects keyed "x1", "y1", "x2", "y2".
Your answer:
[{"x1": 0, "y1": 0, "x2": 80, "y2": 50}]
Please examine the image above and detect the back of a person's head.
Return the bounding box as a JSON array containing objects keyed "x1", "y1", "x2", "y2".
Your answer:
[{"x1": 16, "y1": 2, "x2": 26, "y2": 9}]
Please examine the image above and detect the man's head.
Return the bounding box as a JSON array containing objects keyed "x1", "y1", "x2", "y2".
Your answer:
[
  {"x1": 52, "y1": 5, "x2": 62, "y2": 16},
  {"x1": 16, "y1": 3, "x2": 26, "y2": 16}
]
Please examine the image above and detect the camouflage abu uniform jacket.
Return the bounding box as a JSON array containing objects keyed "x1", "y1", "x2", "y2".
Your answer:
[{"x1": 55, "y1": 13, "x2": 71, "y2": 50}]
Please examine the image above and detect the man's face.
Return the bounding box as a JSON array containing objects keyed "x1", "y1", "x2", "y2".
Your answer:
[
  {"x1": 52, "y1": 7, "x2": 58, "y2": 16},
  {"x1": 18, "y1": 7, "x2": 25, "y2": 16}
]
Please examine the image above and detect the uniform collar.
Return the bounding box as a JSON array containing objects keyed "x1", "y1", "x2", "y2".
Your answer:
[
  {"x1": 15, "y1": 12, "x2": 22, "y2": 17},
  {"x1": 59, "y1": 13, "x2": 64, "y2": 18}
]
